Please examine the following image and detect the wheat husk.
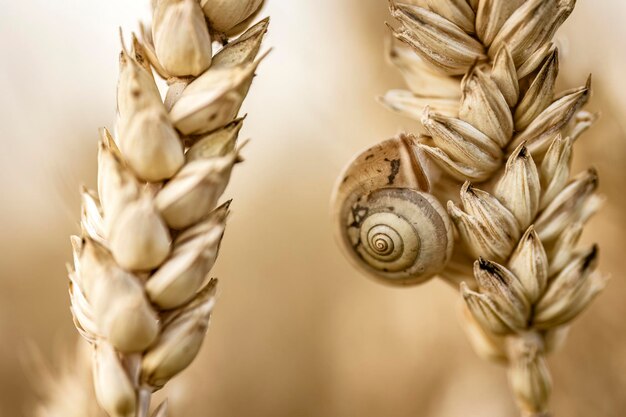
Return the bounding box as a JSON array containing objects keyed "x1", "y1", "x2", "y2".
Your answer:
[{"x1": 67, "y1": 2, "x2": 268, "y2": 416}]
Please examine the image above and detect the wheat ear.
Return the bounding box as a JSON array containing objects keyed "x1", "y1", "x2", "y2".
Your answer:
[
  {"x1": 382, "y1": 1, "x2": 604, "y2": 415},
  {"x1": 68, "y1": 1, "x2": 268, "y2": 416}
]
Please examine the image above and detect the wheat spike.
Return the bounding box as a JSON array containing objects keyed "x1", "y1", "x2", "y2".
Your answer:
[
  {"x1": 384, "y1": 1, "x2": 604, "y2": 415},
  {"x1": 68, "y1": 1, "x2": 269, "y2": 416}
]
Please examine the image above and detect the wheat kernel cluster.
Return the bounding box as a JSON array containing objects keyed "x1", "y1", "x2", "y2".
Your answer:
[
  {"x1": 333, "y1": 1, "x2": 605, "y2": 416},
  {"x1": 67, "y1": 1, "x2": 268, "y2": 416}
]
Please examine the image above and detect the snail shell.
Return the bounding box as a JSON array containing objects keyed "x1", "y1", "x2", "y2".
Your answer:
[{"x1": 332, "y1": 135, "x2": 454, "y2": 285}]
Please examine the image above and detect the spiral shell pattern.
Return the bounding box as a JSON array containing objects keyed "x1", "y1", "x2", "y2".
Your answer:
[{"x1": 333, "y1": 136, "x2": 454, "y2": 285}]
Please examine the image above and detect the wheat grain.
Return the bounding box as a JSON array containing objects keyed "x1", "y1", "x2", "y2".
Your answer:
[
  {"x1": 336, "y1": 1, "x2": 604, "y2": 415},
  {"x1": 387, "y1": 1, "x2": 604, "y2": 415},
  {"x1": 67, "y1": 1, "x2": 268, "y2": 416}
]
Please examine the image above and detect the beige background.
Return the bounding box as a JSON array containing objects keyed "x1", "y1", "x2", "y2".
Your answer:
[{"x1": 0, "y1": 1, "x2": 625, "y2": 416}]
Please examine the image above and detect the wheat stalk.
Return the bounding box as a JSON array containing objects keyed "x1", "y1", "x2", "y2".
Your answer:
[
  {"x1": 339, "y1": 1, "x2": 604, "y2": 415},
  {"x1": 385, "y1": 1, "x2": 605, "y2": 415},
  {"x1": 67, "y1": 1, "x2": 268, "y2": 416}
]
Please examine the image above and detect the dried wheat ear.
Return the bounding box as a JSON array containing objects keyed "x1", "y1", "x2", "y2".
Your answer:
[
  {"x1": 332, "y1": 1, "x2": 605, "y2": 415},
  {"x1": 68, "y1": 1, "x2": 268, "y2": 416}
]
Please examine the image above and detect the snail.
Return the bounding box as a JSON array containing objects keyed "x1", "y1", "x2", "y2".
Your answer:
[{"x1": 331, "y1": 134, "x2": 454, "y2": 285}]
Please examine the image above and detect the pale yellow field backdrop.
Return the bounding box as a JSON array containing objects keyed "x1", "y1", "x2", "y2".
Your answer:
[{"x1": 0, "y1": 1, "x2": 625, "y2": 416}]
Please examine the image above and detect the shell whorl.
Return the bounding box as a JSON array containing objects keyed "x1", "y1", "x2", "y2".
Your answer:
[{"x1": 332, "y1": 135, "x2": 454, "y2": 285}]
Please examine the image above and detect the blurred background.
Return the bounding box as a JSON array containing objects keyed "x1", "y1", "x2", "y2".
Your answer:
[{"x1": 1, "y1": 1, "x2": 625, "y2": 416}]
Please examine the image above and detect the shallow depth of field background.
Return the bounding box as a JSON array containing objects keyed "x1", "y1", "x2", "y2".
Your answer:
[{"x1": 1, "y1": 1, "x2": 625, "y2": 416}]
